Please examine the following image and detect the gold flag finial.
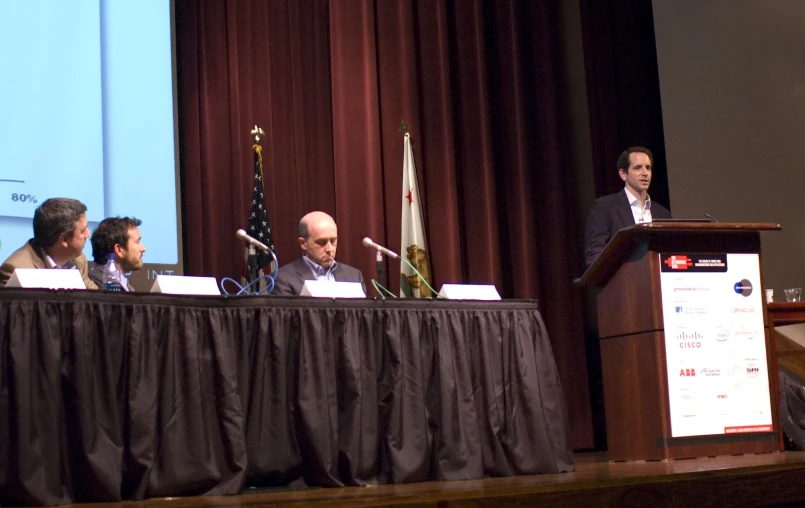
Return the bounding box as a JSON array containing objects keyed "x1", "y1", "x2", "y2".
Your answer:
[
  {"x1": 251, "y1": 125, "x2": 265, "y2": 144},
  {"x1": 398, "y1": 118, "x2": 410, "y2": 134}
]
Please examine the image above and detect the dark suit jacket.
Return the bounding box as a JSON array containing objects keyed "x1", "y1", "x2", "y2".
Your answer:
[
  {"x1": 0, "y1": 239, "x2": 98, "y2": 289},
  {"x1": 273, "y1": 256, "x2": 365, "y2": 296},
  {"x1": 584, "y1": 190, "x2": 671, "y2": 268},
  {"x1": 88, "y1": 264, "x2": 135, "y2": 292}
]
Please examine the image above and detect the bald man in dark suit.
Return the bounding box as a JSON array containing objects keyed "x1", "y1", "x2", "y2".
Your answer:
[{"x1": 273, "y1": 211, "x2": 365, "y2": 296}]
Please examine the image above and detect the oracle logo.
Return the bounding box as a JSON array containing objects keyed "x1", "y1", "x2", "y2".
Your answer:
[{"x1": 731, "y1": 308, "x2": 756, "y2": 313}]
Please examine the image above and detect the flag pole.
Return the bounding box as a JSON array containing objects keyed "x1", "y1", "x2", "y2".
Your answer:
[
  {"x1": 250, "y1": 125, "x2": 265, "y2": 180},
  {"x1": 399, "y1": 121, "x2": 433, "y2": 298},
  {"x1": 241, "y1": 125, "x2": 276, "y2": 293}
]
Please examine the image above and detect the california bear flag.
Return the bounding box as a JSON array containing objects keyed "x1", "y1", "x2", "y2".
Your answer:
[{"x1": 400, "y1": 132, "x2": 432, "y2": 297}]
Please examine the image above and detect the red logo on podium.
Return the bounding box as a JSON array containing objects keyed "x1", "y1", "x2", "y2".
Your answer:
[{"x1": 664, "y1": 255, "x2": 693, "y2": 270}]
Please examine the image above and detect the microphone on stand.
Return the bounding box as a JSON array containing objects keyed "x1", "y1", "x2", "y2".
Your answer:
[
  {"x1": 362, "y1": 237, "x2": 439, "y2": 299},
  {"x1": 245, "y1": 244, "x2": 258, "y2": 286},
  {"x1": 704, "y1": 213, "x2": 720, "y2": 223},
  {"x1": 362, "y1": 237, "x2": 399, "y2": 259},
  {"x1": 236, "y1": 229, "x2": 272, "y2": 252},
  {"x1": 375, "y1": 251, "x2": 386, "y2": 299}
]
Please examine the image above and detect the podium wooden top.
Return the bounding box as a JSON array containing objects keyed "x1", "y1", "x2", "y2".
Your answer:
[{"x1": 576, "y1": 221, "x2": 781, "y2": 288}]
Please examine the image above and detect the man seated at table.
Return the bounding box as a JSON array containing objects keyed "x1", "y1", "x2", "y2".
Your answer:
[
  {"x1": 0, "y1": 197, "x2": 97, "y2": 289},
  {"x1": 88, "y1": 217, "x2": 146, "y2": 291},
  {"x1": 584, "y1": 146, "x2": 672, "y2": 268},
  {"x1": 273, "y1": 210, "x2": 365, "y2": 295}
]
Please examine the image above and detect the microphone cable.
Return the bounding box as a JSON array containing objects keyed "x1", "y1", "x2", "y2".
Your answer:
[
  {"x1": 371, "y1": 278, "x2": 397, "y2": 299},
  {"x1": 400, "y1": 256, "x2": 445, "y2": 299},
  {"x1": 220, "y1": 250, "x2": 279, "y2": 295}
]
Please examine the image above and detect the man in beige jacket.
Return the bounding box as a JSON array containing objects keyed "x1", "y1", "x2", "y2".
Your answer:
[{"x1": 0, "y1": 197, "x2": 97, "y2": 289}]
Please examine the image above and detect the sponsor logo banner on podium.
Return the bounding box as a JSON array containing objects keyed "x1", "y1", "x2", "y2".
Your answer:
[{"x1": 660, "y1": 253, "x2": 772, "y2": 437}]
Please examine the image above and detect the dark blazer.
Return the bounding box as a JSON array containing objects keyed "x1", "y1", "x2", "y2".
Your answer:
[
  {"x1": 584, "y1": 190, "x2": 671, "y2": 268},
  {"x1": 88, "y1": 264, "x2": 135, "y2": 292},
  {"x1": 273, "y1": 256, "x2": 365, "y2": 296},
  {"x1": 0, "y1": 240, "x2": 97, "y2": 289}
]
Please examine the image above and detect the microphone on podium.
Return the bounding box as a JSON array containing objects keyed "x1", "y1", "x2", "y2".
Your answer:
[
  {"x1": 236, "y1": 229, "x2": 272, "y2": 252},
  {"x1": 362, "y1": 237, "x2": 399, "y2": 259}
]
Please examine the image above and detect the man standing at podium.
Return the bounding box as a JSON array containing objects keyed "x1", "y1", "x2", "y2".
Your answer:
[
  {"x1": 584, "y1": 146, "x2": 671, "y2": 267},
  {"x1": 273, "y1": 211, "x2": 365, "y2": 295}
]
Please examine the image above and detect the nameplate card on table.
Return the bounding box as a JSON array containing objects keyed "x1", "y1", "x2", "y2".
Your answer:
[
  {"x1": 6, "y1": 268, "x2": 86, "y2": 289},
  {"x1": 300, "y1": 280, "x2": 365, "y2": 298},
  {"x1": 151, "y1": 275, "x2": 221, "y2": 295},
  {"x1": 438, "y1": 284, "x2": 501, "y2": 300}
]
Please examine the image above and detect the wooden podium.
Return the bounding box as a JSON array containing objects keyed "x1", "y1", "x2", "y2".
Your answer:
[{"x1": 577, "y1": 222, "x2": 783, "y2": 461}]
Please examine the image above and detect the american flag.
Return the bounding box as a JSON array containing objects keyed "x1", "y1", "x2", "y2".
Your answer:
[{"x1": 243, "y1": 143, "x2": 274, "y2": 290}]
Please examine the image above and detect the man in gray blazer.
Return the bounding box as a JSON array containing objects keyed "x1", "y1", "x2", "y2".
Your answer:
[
  {"x1": 584, "y1": 146, "x2": 671, "y2": 268},
  {"x1": 273, "y1": 211, "x2": 365, "y2": 296}
]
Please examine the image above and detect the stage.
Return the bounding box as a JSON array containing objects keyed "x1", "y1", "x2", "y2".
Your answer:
[{"x1": 63, "y1": 451, "x2": 805, "y2": 507}]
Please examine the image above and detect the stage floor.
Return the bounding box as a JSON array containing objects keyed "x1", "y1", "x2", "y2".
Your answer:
[{"x1": 64, "y1": 451, "x2": 805, "y2": 508}]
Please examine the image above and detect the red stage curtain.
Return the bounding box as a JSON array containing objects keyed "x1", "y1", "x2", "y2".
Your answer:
[{"x1": 176, "y1": 0, "x2": 593, "y2": 449}]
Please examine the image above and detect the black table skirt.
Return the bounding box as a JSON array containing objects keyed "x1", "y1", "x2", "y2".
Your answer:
[{"x1": 0, "y1": 290, "x2": 573, "y2": 505}]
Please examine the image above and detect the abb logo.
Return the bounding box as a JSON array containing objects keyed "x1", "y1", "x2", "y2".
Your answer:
[{"x1": 679, "y1": 368, "x2": 696, "y2": 377}]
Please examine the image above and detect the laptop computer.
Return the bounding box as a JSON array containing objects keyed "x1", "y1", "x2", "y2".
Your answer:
[{"x1": 651, "y1": 218, "x2": 713, "y2": 223}]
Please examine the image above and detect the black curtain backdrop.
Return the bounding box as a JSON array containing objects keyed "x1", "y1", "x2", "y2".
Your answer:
[
  {"x1": 580, "y1": 0, "x2": 670, "y2": 206},
  {"x1": 176, "y1": 0, "x2": 670, "y2": 451}
]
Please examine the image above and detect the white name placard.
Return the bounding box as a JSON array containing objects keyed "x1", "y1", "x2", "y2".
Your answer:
[
  {"x1": 438, "y1": 284, "x2": 501, "y2": 300},
  {"x1": 5, "y1": 268, "x2": 86, "y2": 289},
  {"x1": 150, "y1": 275, "x2": 220, "y2": 295},
  {"x1": 659, "y1": 253, "x2": 771, "y2": 437},
  {"x1": 300, "y1": 280, "x2": 365, "y2": 298}
]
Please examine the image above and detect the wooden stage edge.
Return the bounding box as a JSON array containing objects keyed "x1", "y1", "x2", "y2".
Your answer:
[{"x1": 65, "y1": 451, "x2": 805, "y2": 508}]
